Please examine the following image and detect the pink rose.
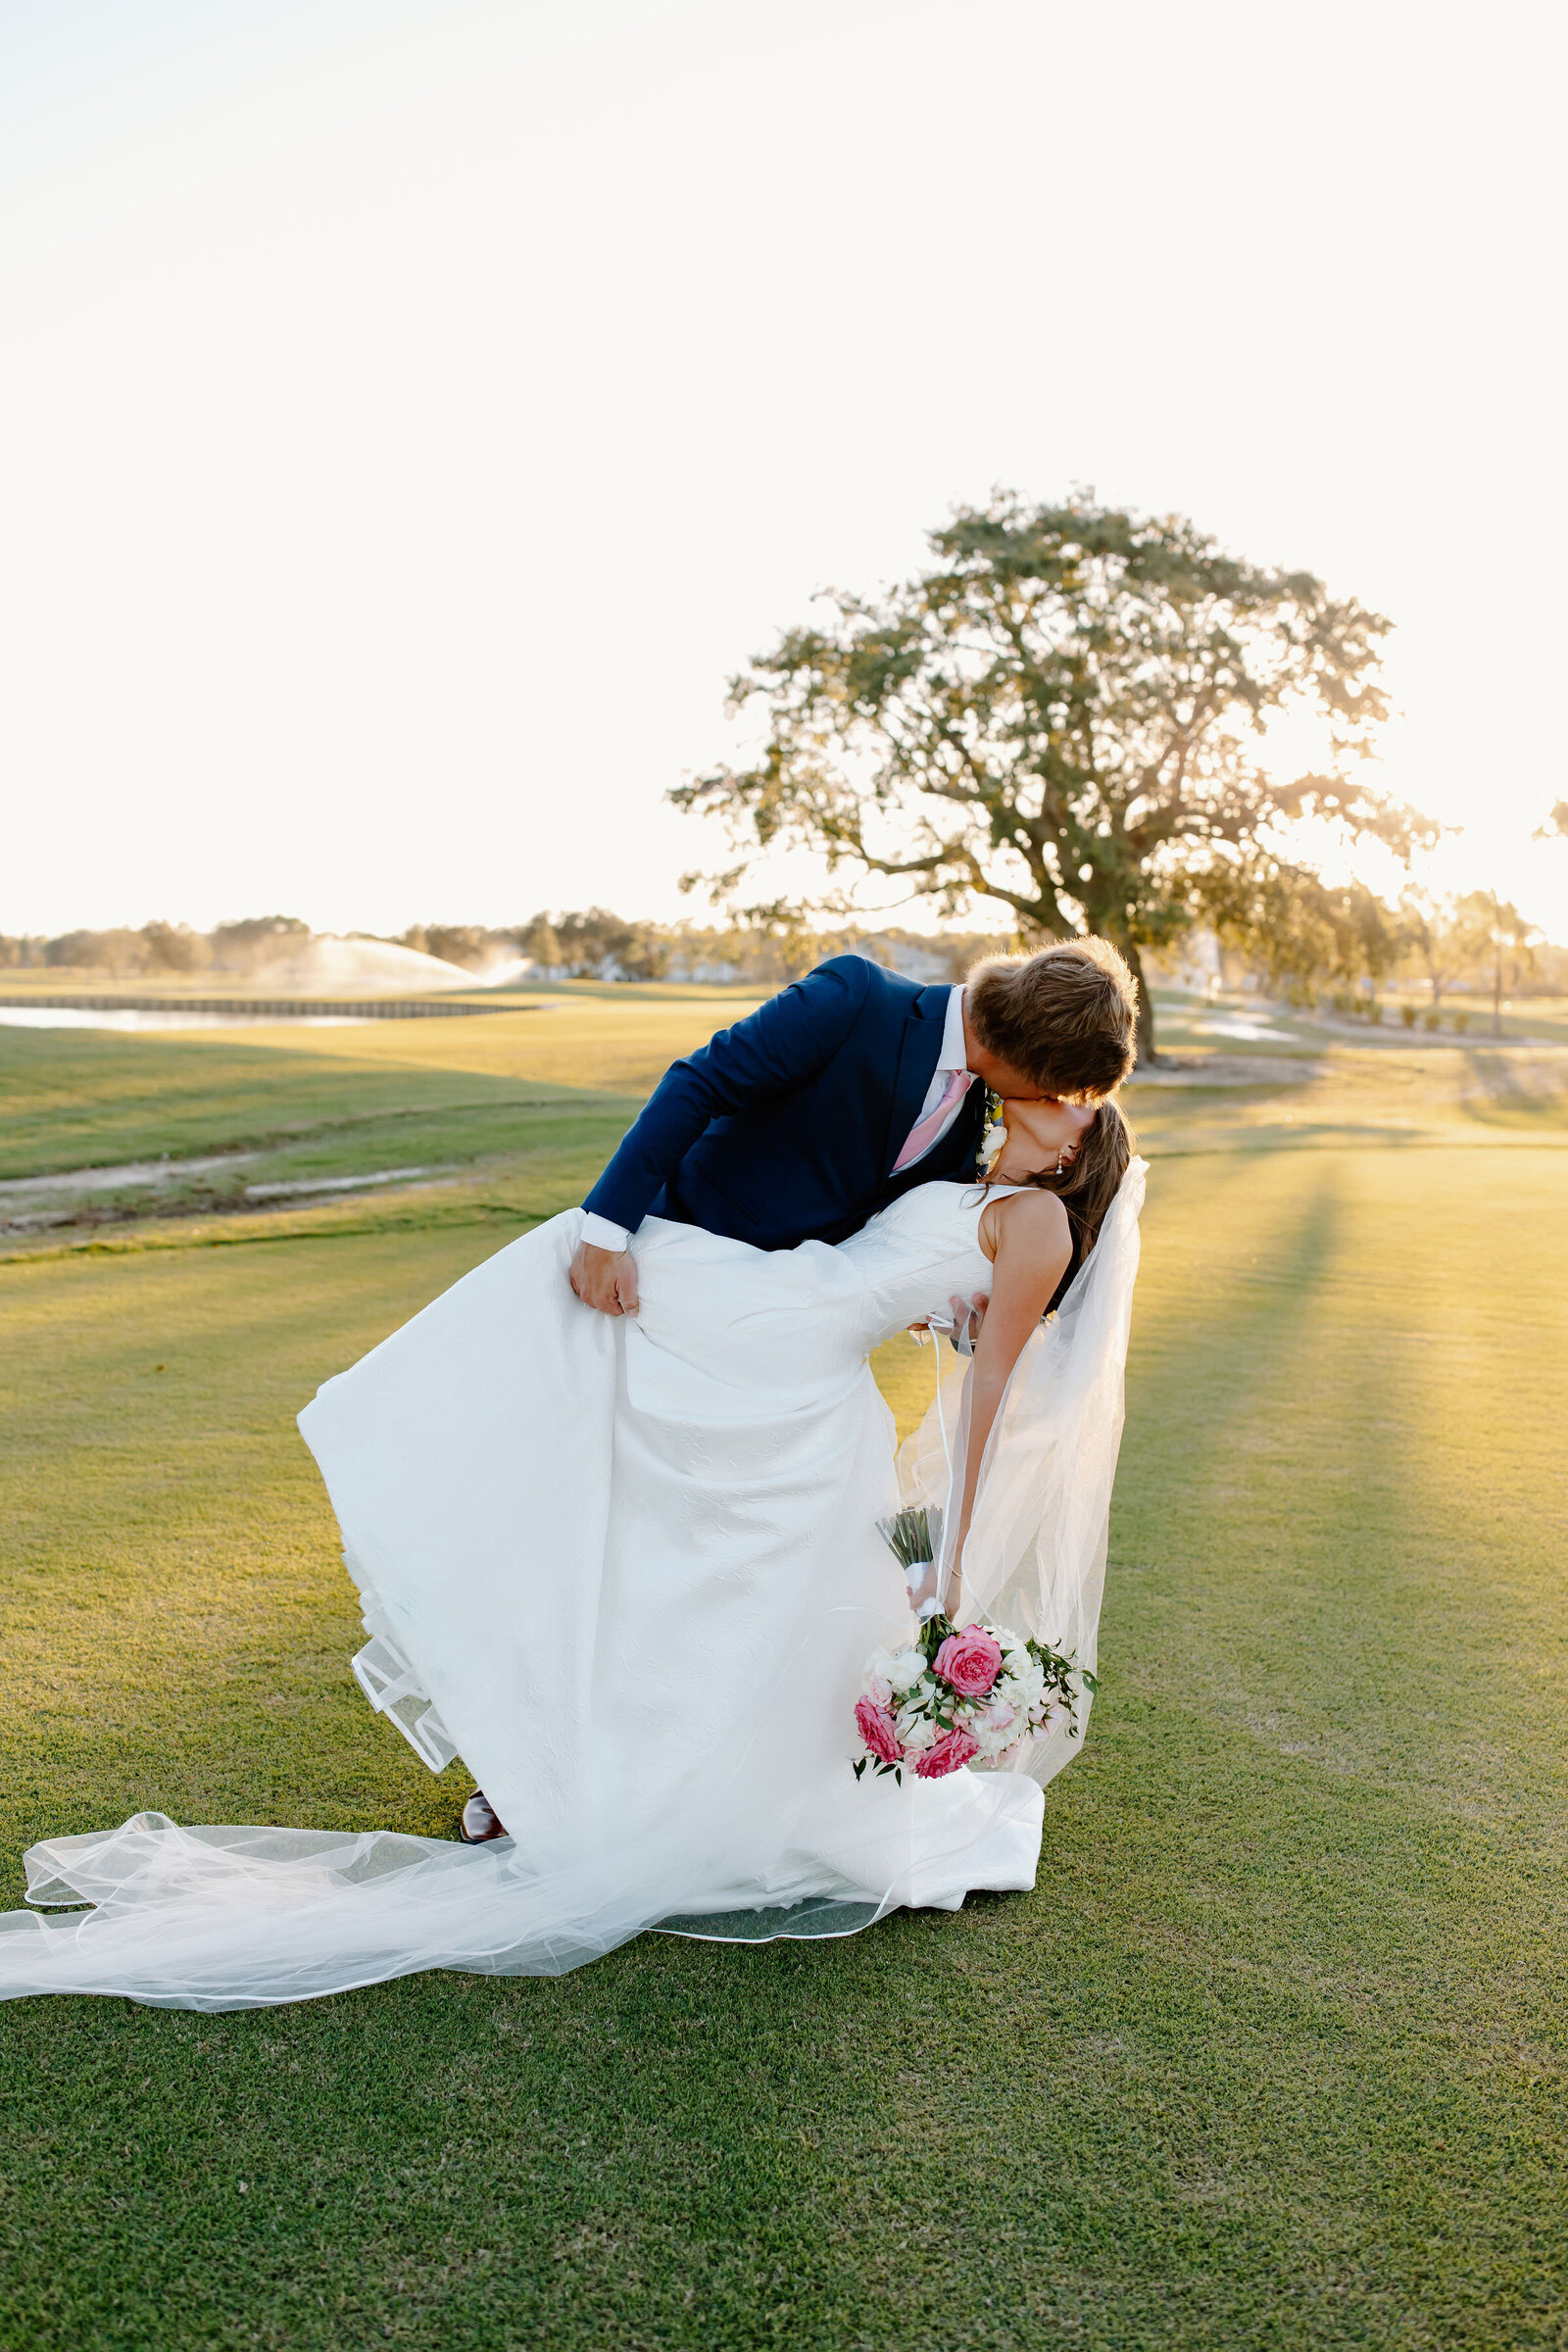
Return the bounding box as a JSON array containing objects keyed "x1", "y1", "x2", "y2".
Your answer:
[
  {"x1": 933, "y1": 1625, "x2": 1004, "y2": 1698},
  {"x1": 863, "y1": 1671, "x2": 894, "y2": 1710},
  {"x1": 913, "y1": 1725, "x2": 979, "y2": 1779},
  {"x1": 855, "y1": 1694, "x2": 903, "y2": 1766}
]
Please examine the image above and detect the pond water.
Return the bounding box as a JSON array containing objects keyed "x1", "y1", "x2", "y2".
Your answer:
[
  {"x1": 0, "y1": 1007, "x2": 377, "y2": 1031},
  {"x1": 1188, "y1": 1013, "x2": 1292, "y2": 1043}
]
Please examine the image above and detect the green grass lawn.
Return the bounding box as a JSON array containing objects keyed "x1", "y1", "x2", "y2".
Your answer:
[
  {"x1": 0, "y1": 1019, "x2": 646, "y2": 1181},
  {"x1": 1, "y1": 1006, "x2": 1565, "y2": 2349}
]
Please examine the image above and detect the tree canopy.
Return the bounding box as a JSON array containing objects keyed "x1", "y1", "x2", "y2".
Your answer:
[{"x1": 674, "y1": 492, "x2": 1433, "y2": 1059}]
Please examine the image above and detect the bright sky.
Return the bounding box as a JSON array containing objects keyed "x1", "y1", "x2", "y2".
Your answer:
[{"x1": 3, "y1": 0, "x2": 1565, "y2": 944}]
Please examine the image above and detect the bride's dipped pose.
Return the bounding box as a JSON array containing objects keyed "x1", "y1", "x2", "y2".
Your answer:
[{"x1": 0, "y1": 949, "x2": 1146, "y2": 2010}]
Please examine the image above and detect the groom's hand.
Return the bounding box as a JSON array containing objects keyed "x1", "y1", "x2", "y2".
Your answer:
[{"x1": 569, "y1": 1241, "x2": 640, "y2": 1317}]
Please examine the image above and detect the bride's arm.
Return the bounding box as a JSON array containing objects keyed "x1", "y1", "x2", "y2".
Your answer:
[{"x1": 944, "y1": 1190, "x2": 1071, "y2": 1618}]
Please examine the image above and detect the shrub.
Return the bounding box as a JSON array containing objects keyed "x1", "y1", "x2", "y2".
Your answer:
[
  {"x1": 1401, "y1": 1003, "x2": 1418, "y2": 1028},
  {"x1": 1454, "y1": 1009, "x2": 1470, "y2": 1035},
  {"x1": 1423, "y1": 1007, "x2": 1441, "y2": 1032}
]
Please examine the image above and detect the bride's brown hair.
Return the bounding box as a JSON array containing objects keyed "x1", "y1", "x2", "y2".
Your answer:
[{"x1": 991, "y1": 1098, "x2": 1133, "y2": 1265}]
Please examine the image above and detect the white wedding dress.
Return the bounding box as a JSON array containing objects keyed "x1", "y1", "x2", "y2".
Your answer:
[{"x1": 0, "y1": 1164, "x2": 1145, "y2": 2011}]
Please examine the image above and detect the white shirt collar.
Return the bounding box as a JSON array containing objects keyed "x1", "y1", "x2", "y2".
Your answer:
[{"x1": 937, "y1": 983, "x2": 968, "y2": 1073}]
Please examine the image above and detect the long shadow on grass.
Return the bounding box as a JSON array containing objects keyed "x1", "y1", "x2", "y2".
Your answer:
[
  {"x1": 1447, "y1": 1045, "x2": 1568, "y2": 1132},
  {"x1": 1056, "y1": 1148, "x2": 1568, "y2": 2343}
]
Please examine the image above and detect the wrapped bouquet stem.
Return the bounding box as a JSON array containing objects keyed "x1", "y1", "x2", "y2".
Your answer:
[{"x1": 876, "y1": 1505, "x2": 945, "y2": 1620}]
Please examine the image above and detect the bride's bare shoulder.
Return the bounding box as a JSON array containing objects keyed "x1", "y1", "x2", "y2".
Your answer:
[{"x1": 979, "y1": 1185, "x2": 1072, "y2": 1267}]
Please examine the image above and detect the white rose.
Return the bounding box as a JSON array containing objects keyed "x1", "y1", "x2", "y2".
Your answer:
[
  {"x1": 887, "y1": 1647, "x2": 926, "y2": 1693},
  {"x1": 897, "y1": 1707, "x2": 939, "y2": 1753}
]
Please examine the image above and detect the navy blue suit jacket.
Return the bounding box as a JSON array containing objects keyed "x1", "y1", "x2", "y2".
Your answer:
[{"x1": 582, "y1": 956, "x2": 985, "y2": 1251}]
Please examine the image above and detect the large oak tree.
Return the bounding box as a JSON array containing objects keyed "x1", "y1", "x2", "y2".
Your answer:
[{"x1": 675, "y1": 493, "x2": 1428, "y2": 1061}]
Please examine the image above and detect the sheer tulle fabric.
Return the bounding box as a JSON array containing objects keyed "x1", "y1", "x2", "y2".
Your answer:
[
  {"x1": 0, "y1": 1168, "x2": 1143, "y2": 2011},
  {"x1": 900, "y1": 1159, "x2": 1146, "y2": 1785}
]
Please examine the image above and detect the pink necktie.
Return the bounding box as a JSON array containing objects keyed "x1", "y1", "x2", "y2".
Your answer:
[{"x1": 893, "y1": 1068, "x2": 973, "y2": 1171}]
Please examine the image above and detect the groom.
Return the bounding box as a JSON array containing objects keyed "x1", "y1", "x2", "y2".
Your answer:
[{"x1": 569, "y1": 937, "x2": 1139, "y2": 1316}]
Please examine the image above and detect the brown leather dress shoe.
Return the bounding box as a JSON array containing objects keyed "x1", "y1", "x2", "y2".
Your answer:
[{"x1": 459, "y1": 1788, "x2": 509, "y2": 1843}]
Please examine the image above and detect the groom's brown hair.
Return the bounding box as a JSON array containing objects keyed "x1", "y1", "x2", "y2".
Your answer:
[{"x1": 967, "y1": 937, "x2": 1139, "y2": 1097}]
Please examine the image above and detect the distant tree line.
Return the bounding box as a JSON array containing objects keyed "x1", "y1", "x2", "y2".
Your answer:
[
  {"x1": 3, "y1": 890, "x2": 1560, "y2": 1020},
  {"x1": 0, "y1": 914, "x2": 314, "y2": 977},
  {"x1": 395, "y1": 908, "x2": 1017, "y2": 984},
  {"x1": 0, "y1": 910, "x2": 1016, "y2": 988},
  {"x1": 508, "y1": 910, "x2": 1015, "y2": 985},
  {"x1": 1205, "y1": 880, "x2": 1562, "y2": 1028}
]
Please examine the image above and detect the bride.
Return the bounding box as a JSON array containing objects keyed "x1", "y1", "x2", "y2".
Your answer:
[{"x1": 0, "y1": 1098, "x2": 1144, "y2": 2011}]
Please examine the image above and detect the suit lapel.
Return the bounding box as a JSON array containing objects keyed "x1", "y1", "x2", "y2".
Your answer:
[{"x1": 881, "y1": 985, "x2": 952, "y2": 1179}]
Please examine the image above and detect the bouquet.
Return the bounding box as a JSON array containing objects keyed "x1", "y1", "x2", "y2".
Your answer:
[{"x1": 854, "y1": 1611, "x2": 1095, "y2": 1783}]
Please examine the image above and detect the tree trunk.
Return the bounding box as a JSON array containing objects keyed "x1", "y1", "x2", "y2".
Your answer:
[{"x1": 1109, "y1": 931, "x2": 1159, "y2": 1068}]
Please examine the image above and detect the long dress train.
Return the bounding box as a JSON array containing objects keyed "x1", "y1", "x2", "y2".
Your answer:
[{"x1": 0, "y1": 1164, "x2": 1145, "y2": 2009}]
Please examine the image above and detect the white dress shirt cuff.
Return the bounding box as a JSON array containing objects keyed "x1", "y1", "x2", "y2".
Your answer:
[{"x1": 581, "y1": 1211, "x2": 631, "y2": 1252}]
